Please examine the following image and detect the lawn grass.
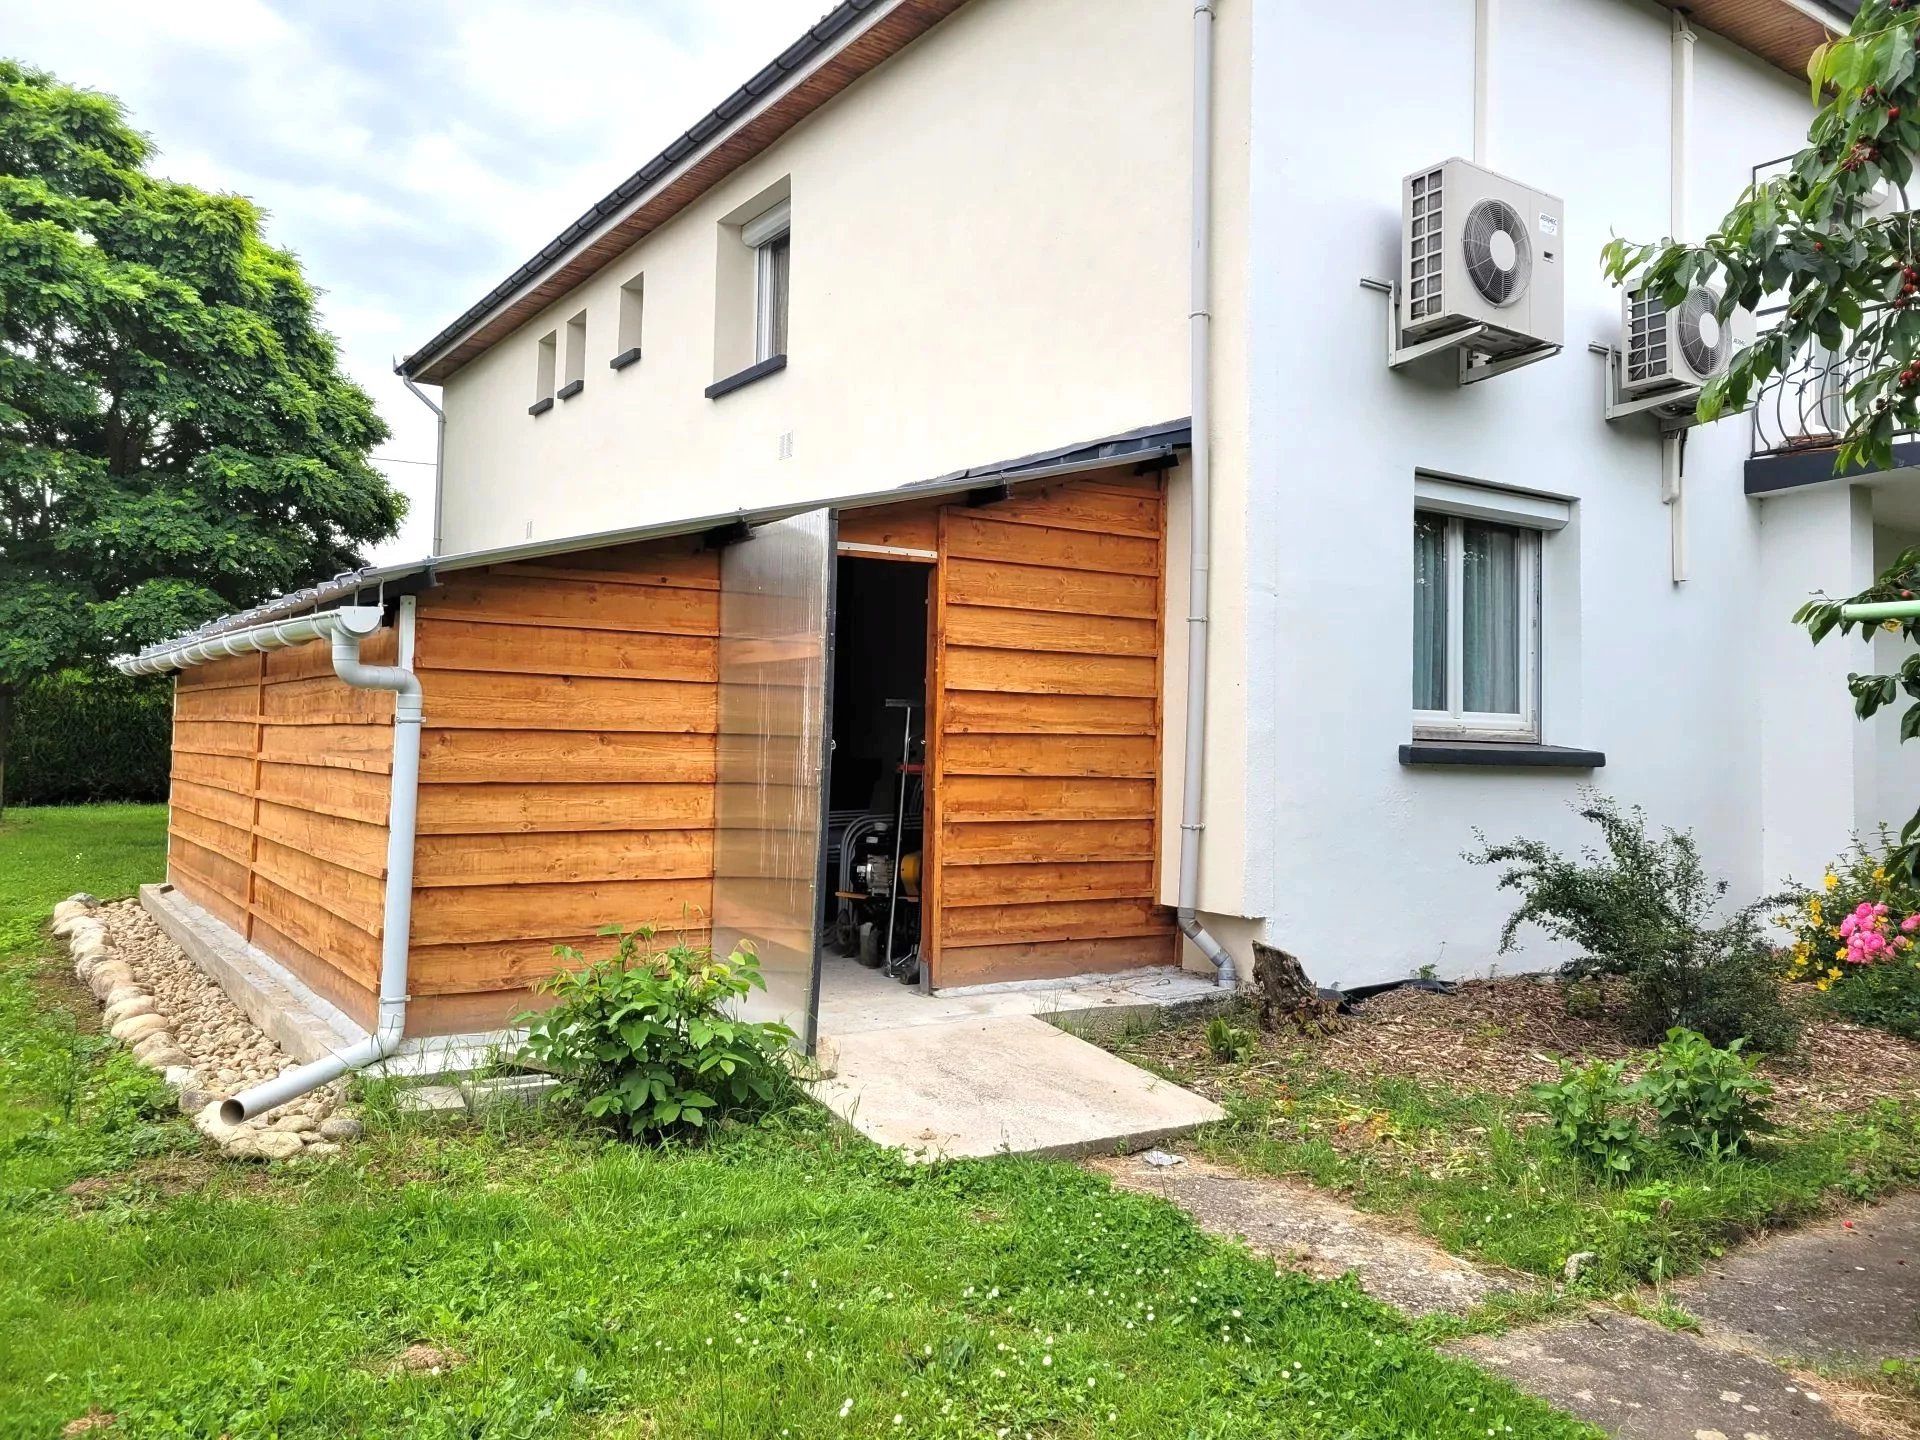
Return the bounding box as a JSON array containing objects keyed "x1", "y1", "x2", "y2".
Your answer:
[
  {"x1": 0, "y1": 806, "x2": 1598, "y2": 1439},
  {"x1": 1114, "y1": 1006, "x2": 1920, "y2": 1297}
]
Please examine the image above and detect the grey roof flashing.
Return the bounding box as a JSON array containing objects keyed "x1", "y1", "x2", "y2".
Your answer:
[{"x1": 121, "y1": 419, "x2": 1190, "y2": 664}]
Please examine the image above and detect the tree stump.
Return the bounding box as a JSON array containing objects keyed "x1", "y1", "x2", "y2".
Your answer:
[{"x1": 1250, "y1": 942, "x2": 1337, "y2": 1034}]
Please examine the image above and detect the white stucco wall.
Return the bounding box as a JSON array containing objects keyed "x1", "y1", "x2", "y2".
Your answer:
[
  {"x1": 434, "y1": 0, "x2": 1240, "y2": 559},
  {"x1": 422, "y1": 0, "x2": 1885, "y2": 990},
  {"x1": 429, "y1": 0, "x2": 1258, "y2": 931},
  {"x1": 1871, "y1": 519, "x2": 1920, "y2": 839},
  {"x1": 1243, "y1": 0, "x2": 1831, "y2": 986}
]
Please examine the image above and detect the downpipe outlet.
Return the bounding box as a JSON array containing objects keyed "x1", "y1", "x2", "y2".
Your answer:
[
  {"x1": 220, "y1": 601, "x2": 422, "y2": 1123},
  {"x1": 1179, "y1": 910, "x2": 1237, "y2": 989}
]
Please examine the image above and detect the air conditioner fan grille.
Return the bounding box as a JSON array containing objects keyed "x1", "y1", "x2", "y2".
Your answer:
[{"x1": 1462, "y1": 198, "x2": 1530, "y2": 308}]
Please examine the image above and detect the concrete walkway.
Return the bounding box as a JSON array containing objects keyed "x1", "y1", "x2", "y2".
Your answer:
[
  {"x1": 806, "y1": 1013, "x2": 1224, "y2": 1160},
  {"x1": 1465, "y1": 1195, "x2": 1918, "y2": 1439},
  {"x1": 1670, "y1": 1194, "x2": 1920, "y2": 1366},
  {"x1": 1458, "y1": 1313, "x2": 1866, "y2": 1440},
  {"x1": 1093, "y1": 1147, "x2": 1919, "y2": 1439},
  {"x1": 815, "y1": 959, "x2": 1224, "y2": 1037},
  {"x1": 1091, "y1": 1150, "x2": 1524, "y2": 1316}
]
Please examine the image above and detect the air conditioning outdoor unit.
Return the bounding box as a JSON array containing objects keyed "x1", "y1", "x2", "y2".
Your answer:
[
  {"x1": 1402, "y1": 157, "x2": 1564, "y2": 358},
  {"x1": 1619, "y1": 282, "x2": 1750, "y2": 398}
]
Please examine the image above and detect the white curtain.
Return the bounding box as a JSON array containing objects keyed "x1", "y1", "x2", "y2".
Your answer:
[
  {"x1": 1412, "y1": 514, "x2": 1447, "y2": 710},
  {"x1": 1462, "y1": 521, "x2": 1519, "y2": 714}
]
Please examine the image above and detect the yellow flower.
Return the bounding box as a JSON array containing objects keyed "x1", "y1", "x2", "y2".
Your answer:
[
  {"x1": 1887, "y1": 619, "x2": 1903, "y2": 633},
  {"x1": 1836, "y1": 947, "x2": 1850, "y2": 960},
  {"x1": 1816, "y1": 978, "x2": 1834, "y2": 991},
  {"x1": 1824, "y1": 871, "x2": 1840, "y2": 892},
  {"x1": 1874, "y1": 867, "x2": 1888, "y2": 884}
]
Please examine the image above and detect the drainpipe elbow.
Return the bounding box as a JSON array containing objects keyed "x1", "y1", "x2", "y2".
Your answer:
[{"x1": 1178, "y1": 909, "x2": 1238, "y2": 989}]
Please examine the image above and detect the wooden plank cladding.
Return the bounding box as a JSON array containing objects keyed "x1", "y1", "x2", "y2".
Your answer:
[
  {"x1": 166, "y1": 634, "x2": 395, "y2": 1031},
  {"x1": 404, "y1": 539, "x2": 722, "y2": 1034},
  {"x1": 157, "y1": 469, "x2": 1181, "y2": 1041},
  {"x1": 929, "y1": 471, "x2": 1178, "y2": 984}
]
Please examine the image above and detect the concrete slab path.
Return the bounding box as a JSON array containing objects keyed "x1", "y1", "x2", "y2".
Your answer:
[
  {"x1": 1090, "y1": 1150, "x2": 1524, "y2": 1316},
  {"x1": 1671, "y1": 1193, "x2": 1920, "y2": 1367},
  {"x1": 1089, "y1": 1147, "x2": 1915, "y2": 1438},
  {"x1": 805, "y1": 1013, "x2": 1223, "y2": 1160},
  {"x1": 1456, "y1": 1312, "x2": 1867, "y2": 1440}
]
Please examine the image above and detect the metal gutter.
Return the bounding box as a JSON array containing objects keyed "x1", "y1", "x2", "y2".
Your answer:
[{"x1": 117, "y1": 420, "x2": 1189, "y2": 665}]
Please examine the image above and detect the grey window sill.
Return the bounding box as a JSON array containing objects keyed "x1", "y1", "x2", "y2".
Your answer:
[
  {"x1": 705, "y1": 353, "x2": 787, "y2": 399},
  {"x1": 609, "y1": 347, "x2": 642, "y2": 372},
  {"x1": 556, "y1": 379, "x2": 584, "y2": 401},
  {"x1": 1399, "y1": 741, "x2": 1605, "y2": 769},
  {"x1": 527, "y1": 397, "x2": 554, "y2": 417}
]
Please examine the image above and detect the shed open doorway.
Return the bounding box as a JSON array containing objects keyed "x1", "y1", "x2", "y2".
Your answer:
[{"x1": 822, "y1": 554, "x2": 930, "y2": 991}]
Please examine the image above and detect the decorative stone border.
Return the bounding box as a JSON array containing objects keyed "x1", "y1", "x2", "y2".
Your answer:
[{"x1": 50, "y1": 894, "x2": 363, "y2": 1162}]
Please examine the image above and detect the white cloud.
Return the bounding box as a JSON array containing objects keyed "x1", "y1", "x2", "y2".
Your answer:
[{"x1": 3, "y1": 0, "x2": 824, "y2": 562}]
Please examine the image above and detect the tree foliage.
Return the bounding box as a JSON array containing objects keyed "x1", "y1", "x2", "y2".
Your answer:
[
  {"x1": 1600, "y1": 0, "x2": 1920, "y2": 473},
  {"x1": 1794, "y1": 546, "x2": 1920, "y2": 882},
  {"x1": 0, "y1": 59, "x2": 402, "y2": 694}
]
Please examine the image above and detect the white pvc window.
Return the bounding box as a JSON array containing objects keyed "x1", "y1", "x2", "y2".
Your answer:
[
  {"x1": 745, "y1": 199, "x2": 790, "y2": 363},
  {"x1": 1413, "y1": 510, "x2": 1540, "y2": 741}
]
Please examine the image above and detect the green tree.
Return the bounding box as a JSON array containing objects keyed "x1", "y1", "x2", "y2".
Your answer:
[
  {"x1": 1599, "y1": 0, "x2": 1920, "y2": 474},
  {"x1": 0, "y1": 59, "x2": 402, "y2": 801}
]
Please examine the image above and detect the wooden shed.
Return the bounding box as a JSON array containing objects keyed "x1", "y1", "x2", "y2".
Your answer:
[{"x1": 140, "y1": 453, "x2": 1183, "y2": 1056}]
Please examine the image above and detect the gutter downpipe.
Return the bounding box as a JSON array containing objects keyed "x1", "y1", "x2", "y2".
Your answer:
[
  {"x1": 1179, "y1": 0, "x2": 1235, "y2": 989},
  {"x1": 219, "y1": 598, "x2": 423, "y2": 1122},
  {"x1": 398, "y1": 366, "x2": 448, "y2": 557},
  {"x1": 1663, "y1": 9, "x2": 1695, "y2": 585}
]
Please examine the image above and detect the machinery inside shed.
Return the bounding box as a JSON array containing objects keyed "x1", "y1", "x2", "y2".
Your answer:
[{"x1": 823, "y1": 555, "x2": 929, "y2": 986}]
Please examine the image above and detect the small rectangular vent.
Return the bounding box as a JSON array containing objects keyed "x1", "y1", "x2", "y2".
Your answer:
[
  {"x1": 1626, "y1": 290, "x2": 1668, "y2": 385},
  {"x1": 1408, "y1": 167, "x2": 1445, "y2": 321}
]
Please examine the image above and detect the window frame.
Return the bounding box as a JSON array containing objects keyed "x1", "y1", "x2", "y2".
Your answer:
[
  {"x1": 1412, "y1": 509, "x2": 1542, "y2": 743},
  {"x1": 745, "y1": 199, "x2": 790, "y2": 365}
]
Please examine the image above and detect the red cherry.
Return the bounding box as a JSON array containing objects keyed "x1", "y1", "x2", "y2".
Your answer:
[{"x1": 1893, "y1": 107, "x2": 1905, "y2": 121}]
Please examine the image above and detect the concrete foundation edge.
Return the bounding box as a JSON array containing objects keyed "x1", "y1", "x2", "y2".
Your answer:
[{"x1": 138, "y1": 883, "x2": 518, "y2": 1079}]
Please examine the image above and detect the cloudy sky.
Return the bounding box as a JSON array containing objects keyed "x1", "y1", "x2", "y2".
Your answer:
[{"x1": 4, "y1": 0, "x2": 822, "y2": 561}]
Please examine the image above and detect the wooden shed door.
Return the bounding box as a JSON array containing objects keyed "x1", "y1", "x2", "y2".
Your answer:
[
  {"x1": 712, "y1": 509, "x2": 837, "y2": 1052},
  {"x1": 927, "y1": 475, "x2": 1177, "y2": 988}
]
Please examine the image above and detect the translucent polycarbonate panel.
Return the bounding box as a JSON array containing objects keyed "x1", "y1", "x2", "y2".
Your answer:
[{"x1": 712, "y1": 508, "x2": 835, "y2": 1053}]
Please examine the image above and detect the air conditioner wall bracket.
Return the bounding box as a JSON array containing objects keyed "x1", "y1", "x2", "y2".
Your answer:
[
  {"x1": 1362, "y1": 277, "x2": 1560, "y2": 384},
  {"x1": 1589, "y1": 342, "x2": 1704, "y2": 430}
]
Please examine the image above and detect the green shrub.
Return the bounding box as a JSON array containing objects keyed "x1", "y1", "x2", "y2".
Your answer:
[
  {"x1": 518, "y1": 926, "x2": 796, "y2": 1139},
  {"x1": 1530, "y1": 1058, "x2": 1648, "y2": 1177},
  {"x1": 1820, "y1": 957, "x2": 1920, "y2": 1041},
  {"x1": 1469, "y1": 794, "x2": 1800, "y2": 1051},
  {"x1": 1636, "y1": 1028, "x2": 1773, "y2": 1159},
  {"x1": 4, "y1": 672, "x2": 171, "y2": 805}
]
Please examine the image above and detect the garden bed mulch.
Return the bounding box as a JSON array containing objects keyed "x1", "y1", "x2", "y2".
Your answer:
[{"x1": 1142, "y1": 977, "x2": 1920, "y2": 1120}]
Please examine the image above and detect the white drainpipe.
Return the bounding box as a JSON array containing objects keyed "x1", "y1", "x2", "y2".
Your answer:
[
  {"x1": 223, "y1": 599, "x2": 421, "y2": 1121},
  {"x1": 114, "y1": 602, "x2": 424, "y2": 1122},
  {"x1": 398, "y1": 366, "x2": 447, "y2": 556},
  {"x1": 1178, "y1": 0, "x2": 1235, "y2": 989},
  {"x1": 1663, "y1": 9, "x2": 1694, "y2": 585}
]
